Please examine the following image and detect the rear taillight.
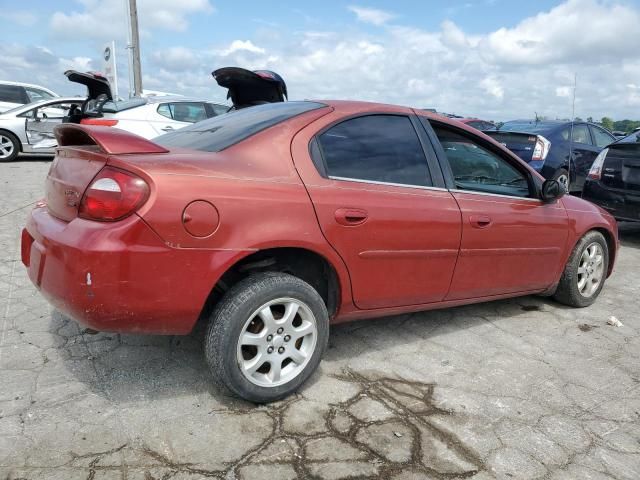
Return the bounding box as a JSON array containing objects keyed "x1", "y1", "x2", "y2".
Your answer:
[
  {"x1": 588, "y1": 148, "x2": 609, "y2": 180},
  {"x1": 79, "y1": 167, "x2": 149, "y2": 221},
  {"x1": 80, "y1": 118, "x2": 119, "y2": 126},
  {"x1": 532, "y1": 135, "x2": 551, "y2": 162}
]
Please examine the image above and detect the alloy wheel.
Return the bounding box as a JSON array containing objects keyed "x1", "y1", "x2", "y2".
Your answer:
[
  {"x1": 0, "y1": 135, "x2": 15, "y2": 159},
  {"x1": 236, "y1": 297, "x2": 317, "y2": 387},
  {"x1": 577, "y1": 242, "x2": 605, "y2": 298},
  {"x1": 556, "y1": 173, "x2": 569, "y2": 192}
]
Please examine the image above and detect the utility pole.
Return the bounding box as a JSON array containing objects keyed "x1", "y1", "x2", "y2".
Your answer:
[{"x1": 126, "y1": 0, "x2": 143, "y2": 97}]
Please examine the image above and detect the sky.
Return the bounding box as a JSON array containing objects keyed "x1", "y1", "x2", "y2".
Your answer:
[{"x1": 1, "y1": 0, "x2": 640, "y2": 121}]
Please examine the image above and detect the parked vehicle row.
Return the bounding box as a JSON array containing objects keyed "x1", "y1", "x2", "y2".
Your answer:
[{"x1": 22, "y1": 100, "x2": 618, "y2": 402}]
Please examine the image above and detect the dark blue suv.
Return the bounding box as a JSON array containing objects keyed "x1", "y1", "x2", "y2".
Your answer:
[{"x1": 485, "y1": 120, "x2": 616, "y2": 192}]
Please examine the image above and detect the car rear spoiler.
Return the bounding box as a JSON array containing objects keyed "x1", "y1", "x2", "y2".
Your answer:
[{"x1": 53, "y1": 124, "x2": 169, "y2": 155}]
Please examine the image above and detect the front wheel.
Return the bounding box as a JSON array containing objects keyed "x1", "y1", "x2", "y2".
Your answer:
[
  {"x1": 0, "y1": 131, "x2": 20, "y2": 162},
  {"x1": 554, "y1": 231, "x2": 609, "y2": 307},
  {"x1": 204, "y1": 272, "x2": 329, "y2": 403}
]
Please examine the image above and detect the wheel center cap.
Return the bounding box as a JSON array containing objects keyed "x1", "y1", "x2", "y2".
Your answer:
[{"x1": 272, "y1": 336, "x2": 284, "y2": 348}]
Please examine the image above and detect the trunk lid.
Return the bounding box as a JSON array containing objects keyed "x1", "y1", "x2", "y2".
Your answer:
[
  {"x1": 64, "y1": 70, "x2": 112, "y2": 100},
  {"x1": 602, "y1": 142, "x2": 640, "y2": 192},
  {"x1": 45, "y1": 124, "x2": 168, "y2": 222},
  {"x1": 212, "y1": 67, "x2": 286, "y2": 109},
  {"x1": 483, "y1": 131, "x2": 539, "y2": 163}
]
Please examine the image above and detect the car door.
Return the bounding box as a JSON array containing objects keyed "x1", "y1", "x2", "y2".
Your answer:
[
  {"x1": 566, "y1": 124, "x2": 599, "y2": 190},
  {"x1": 292, "y1": 110, "x2": 462, "y2": 310},
  {"x1": 23, "y1": 101, "x2": 81, "y2": 149},
  {"x1": 151, "y1": 102, "x2": 208, "y2": 136},
  {"x1": 424, "y1": 120, "x2": 569, "y2": 300}
]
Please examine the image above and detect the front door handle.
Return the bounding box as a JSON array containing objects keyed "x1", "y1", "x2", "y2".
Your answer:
[
  {"x1": 469, "y1": 215, "x2": 492, "y2": 228},
  {"x1": 161, "y1": 126, "x2": 174, "y2": 132},
  {"x1": 335, "y1": 208, "x2": 368, "y2": 226}
]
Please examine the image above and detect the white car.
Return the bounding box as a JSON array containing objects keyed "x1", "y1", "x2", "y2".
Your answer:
[
  {"x1": 80, "y1": 96, "x2": 229, "y2": 138},
  {"x1": 65, "y1": 70, "x2": 228, "y2": 139},
  {"x1": 0, "y1": 81, "x2": 59, "y2": 113}
]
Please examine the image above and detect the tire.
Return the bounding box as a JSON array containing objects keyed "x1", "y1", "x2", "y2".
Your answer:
[
  {"x1": 552, "y1": 168, "x2": 570, "y2": 192},
  {"x1": 554, "y1": 231, "x2": 609, "y2": 308},
  {"x1": 0, "y1": 131, "x2": 20, "y2": 162},
  {"x1": 204, "y1": 272, "x2": 329, "y2": 403}
]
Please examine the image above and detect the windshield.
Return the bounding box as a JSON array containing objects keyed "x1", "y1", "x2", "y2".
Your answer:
[
  {"x1": 86, "y1": 97, "x2": 147, "y2": 114},
  {"x1": 156, "y1": 101, "x2": 327, "y2": 152},
  {"x1": 618, "y1": 131, "x2": 640, "y2": 144},
  {"x1": 499, "y1": 121, "x2": 557, "y2": 134}
]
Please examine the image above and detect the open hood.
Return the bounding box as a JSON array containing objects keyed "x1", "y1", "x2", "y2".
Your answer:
[
  {"x1": 212, "y1": 67, "x2": 287, "y2": 109},
  {"x1": 64, "y1": 70, "x2": 112, "y2": 101}
]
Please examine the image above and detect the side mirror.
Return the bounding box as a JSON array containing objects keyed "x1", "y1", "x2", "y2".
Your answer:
[{"x1": 540, "y1": 179, "x2": 565, "y2": 203}]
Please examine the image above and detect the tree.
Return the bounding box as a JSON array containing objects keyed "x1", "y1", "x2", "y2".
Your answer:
[
  {"x1": 587, "y1": 116, "x2": 594, "y2": 123},
  {"x1": 601, "y1": 117, "x2": 614, "y2": 131}
]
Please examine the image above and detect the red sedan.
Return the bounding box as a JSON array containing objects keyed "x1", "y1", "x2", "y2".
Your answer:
[{"x1": 22, "y1": 101, "x2": 618, "y2": 402}]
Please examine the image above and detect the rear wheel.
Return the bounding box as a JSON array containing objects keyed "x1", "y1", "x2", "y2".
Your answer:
[
  {"x1": 204, "y1": 272, "x2": 329, "y2": 403},
  {"x1": 554, "y1": 231, "x2": 609, "y2": 307},
  {"x1": 552, "y1": 168, "x2": 569, "y2": 192},
  {"x1": 0, "y1": 131, "x2": 20, "y2": 162}
]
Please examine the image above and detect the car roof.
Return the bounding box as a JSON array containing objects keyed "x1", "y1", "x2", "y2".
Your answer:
[
  {"x1": 0, "y1": 96, "x2": 83, "y2": 115},
  {"x1": 0, "y1": 81, "x2": 59, "y2": 95}
]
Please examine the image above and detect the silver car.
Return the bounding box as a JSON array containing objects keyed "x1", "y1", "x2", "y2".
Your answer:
[{"x1": 0, "y1": 97, "x2": 83, "y2": 161}]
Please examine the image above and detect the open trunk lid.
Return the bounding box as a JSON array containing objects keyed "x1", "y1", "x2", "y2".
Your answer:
[
  {"x1": 64, "y1": 70, "x2": 112, "y2": 100},
  {"x1": 483, "y1": 131, "x2": 539, "y2": 163},
  {"x1": 212, "y1": 67, "x2": 287, "y2": 109},
  {"x1": 45, "y1": 125, "x2": 168, "y2": 222}
]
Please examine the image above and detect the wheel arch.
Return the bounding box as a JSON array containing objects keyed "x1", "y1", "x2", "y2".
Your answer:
[
  {"x1": 592, "y1": 226, "x2": 617, "y2": 277},
  {"x1": 198, "y1": 246, "x2": 345, "y2": 327}
]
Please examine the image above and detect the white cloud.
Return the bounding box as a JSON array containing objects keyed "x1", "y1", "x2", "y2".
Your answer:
[
  {"x1": 218, "y1": 40, "x2": 266, "y2": 56},
  {"x1": 347, "y1": 6, "x2": 396, "y2": 26}
]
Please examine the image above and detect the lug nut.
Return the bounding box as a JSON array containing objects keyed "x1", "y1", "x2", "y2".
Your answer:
[
  {"x1": 278, "y1": 347, "x2": 285, "y2": 354},
  {"x1": 284, "y1": 335, "x2": 291, "y2": 342},
  {"x1": 267, "y1": 335, "x2": 273, "y2": 342},
  {"x1": 267, "y1": 346, "x2": 274, "y2": 354},
  {"x1": 277, "y1": 327, "x2": 284, "y2": 334}
]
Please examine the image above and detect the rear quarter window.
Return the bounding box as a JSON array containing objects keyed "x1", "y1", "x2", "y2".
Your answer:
[{"x1": 156, "y1": 101, "x2": 326, "y2": 152}]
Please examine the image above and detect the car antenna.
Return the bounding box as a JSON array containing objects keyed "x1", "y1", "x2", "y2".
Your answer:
[{"x1": 567, "y1": 73, "x2": 577, "y2": 191}]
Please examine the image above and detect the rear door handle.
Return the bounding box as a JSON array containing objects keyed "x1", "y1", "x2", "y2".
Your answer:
[
  {"x1": 335, "y1": 208, "x2": 368, "y2": 226},
  {"x1": 469, "y1": 215, "x2": 492, "y2": 228}
]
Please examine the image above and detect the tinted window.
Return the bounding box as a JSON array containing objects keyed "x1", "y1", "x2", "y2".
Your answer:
[
  {"x1": 25, "y1": 88, "x2": 54, "y2": 102},
  {"x1": 156, "y1": 101, "x2": 326, "y2": 152},
  {"x1": 317, "y1": 115, "x2": 431, "y2": 187},
  {"x1": 0, "y1": 85, "x2": 27, "y2": 104},
  {"x1": 562, "y1": 124, "x2": 591, "y2": 145},
  {"x1": 209, "y1": 103, "x2": 229, "y2": 116},
  {"x1": 590, "y1": 126, "x2": 615, "y2": 148},
  {"x1": 433, "y1": 125, "x2": 530, "y2": 198},
  {"x1": 500, "y1": 121, "x2": 557, "y2": 134}
]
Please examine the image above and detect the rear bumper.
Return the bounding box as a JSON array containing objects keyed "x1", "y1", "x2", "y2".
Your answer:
[
  {"x1": 22, "y1": 206, "x2": 236, "y2": 334},
  {"x1": 582, "y1": 181, "x2": 640, "y2": 223}
]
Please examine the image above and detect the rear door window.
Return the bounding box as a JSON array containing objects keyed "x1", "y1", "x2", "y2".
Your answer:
[
  {"x1": 590, "y1": 126, "x2": 615, "y2": 148},
  {"x1": 156, "y1": 101, "x2": 327, "y2": 152},
  {"x1": 316, "y1": 115, "x2": 432, "y2": 187},
  {"x1": 562, "y1": 125, "x2": 592, "y2": 145}
]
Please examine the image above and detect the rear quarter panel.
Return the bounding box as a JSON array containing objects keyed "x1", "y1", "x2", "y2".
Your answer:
[{"x1": 109, "y1": 106, "x2": 356, "y2": 317}]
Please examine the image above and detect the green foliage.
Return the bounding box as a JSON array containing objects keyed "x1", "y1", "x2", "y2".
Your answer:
[
  {"x1": 613, "y1": 119, "x2": 640, "y2": 134},
  {"x1": 601, "y1": 117, "x2": 614, "y2": 131}
]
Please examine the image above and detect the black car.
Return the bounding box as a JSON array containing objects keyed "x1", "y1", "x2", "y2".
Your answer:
[
  {"x1": 485, "y1": 120, "x2": 616, "y2": 192},
  {"x1": 582, "y1": 130, "x2": 640, "y2": 222}
]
